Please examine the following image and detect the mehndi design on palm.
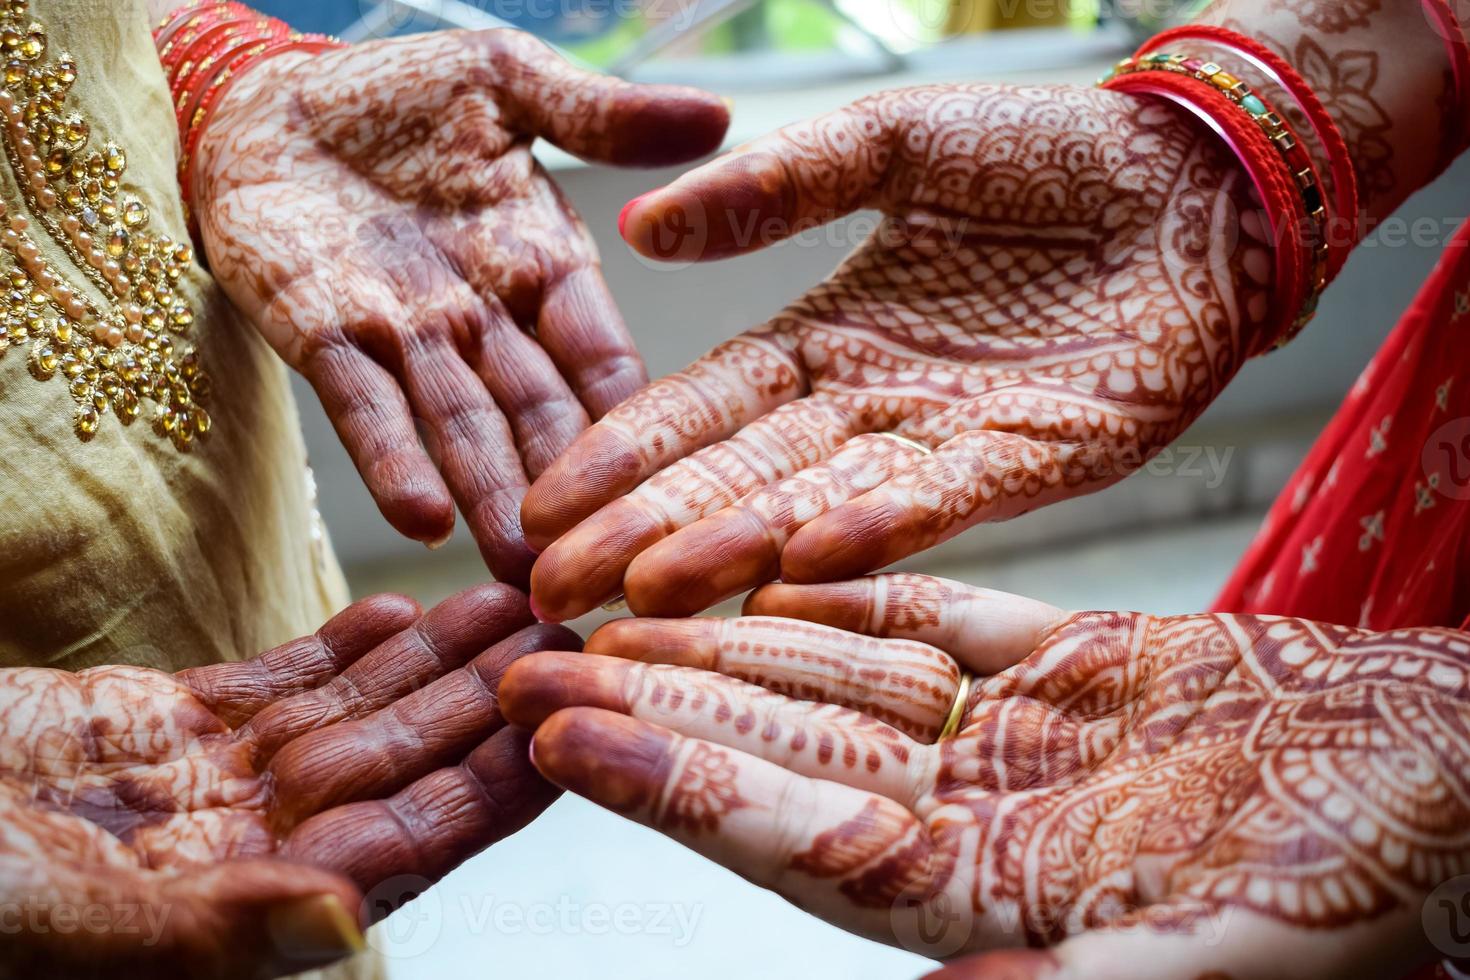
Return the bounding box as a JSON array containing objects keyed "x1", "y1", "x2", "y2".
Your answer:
[
  {"x1": 522, "y1": 84, "x2": 1274, "y2": 621},
  {"x1": 193, "y1": 29, "x2": 729, "y2": 585},
  {"x1": 502, "y1": 573, "x2": 1470, "y2": 978},
  {"x1": 0, "y1": 585, "x2": 577, "y2": 978}
]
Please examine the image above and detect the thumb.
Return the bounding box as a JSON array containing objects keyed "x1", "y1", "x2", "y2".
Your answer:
[
  {"x1": 5, "y1": 858, "x2": 365, "y2": 979},
  {"x1": 485, "y1": 29, "x2": 729, "y2": 167},
  {"x1": 162, "y1": 860, "x2": 366, "y2": 978},
  {"x1": 619, "y1": 94, "x2": 902, "y2": 262}
]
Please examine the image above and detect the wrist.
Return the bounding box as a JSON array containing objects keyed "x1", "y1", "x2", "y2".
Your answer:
[
  {"x1": 1191, "y1": 0, "x2": 1460, "y2": 223},
  {"x1": 151, "y1": 1, "x2": 343, "y2": 228}
]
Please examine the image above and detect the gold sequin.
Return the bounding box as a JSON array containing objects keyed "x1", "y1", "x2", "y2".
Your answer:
[{"x1": 0, "y1": 0, "x2": 210, "y2": 450}]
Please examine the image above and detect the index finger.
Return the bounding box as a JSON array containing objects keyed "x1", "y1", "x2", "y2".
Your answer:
[
  {"x1": 619, "y1": 94, "x2": 903, "y2": 263},
  {"x1": 177, "y1": 594, "x2": 423, "y2": 727}
]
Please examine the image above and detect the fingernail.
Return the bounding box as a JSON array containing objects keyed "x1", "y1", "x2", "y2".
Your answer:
[
  {"x1": 618, "y1": 191, "x2": 654, "y2": 239},
  {"x1": 528, "y1": 594, "x2": 555, "y2": 624},
  {"x1": 269, "y1": 894, "x2": 366, "y2": 965},
  {"x1": 720, "y1": 95, "x2": 735, "y2": 112},
  {"x1": 425, "y1": 529, "x2": 452, "y2": 551}
]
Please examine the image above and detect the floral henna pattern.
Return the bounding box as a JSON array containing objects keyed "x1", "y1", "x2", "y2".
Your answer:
[
  {"x1": 1288, "y1": 37, "x2": 1396, "y2": 200},
  {"x1": 505, "y1": 574, "x2": 1470, "y2": 972},
  {"x1": 525, "y1": 83, "x2": 1275, "y2": 620},
  {"x1": 1199, "y1": 0, "x2": 1456, "y2": 221},
  {"x1": 190, "y1": 27, "x2": 726, "y2": 581},
  {"x1": 660, "y1": 742, "x2": 748, "y2": 833}
]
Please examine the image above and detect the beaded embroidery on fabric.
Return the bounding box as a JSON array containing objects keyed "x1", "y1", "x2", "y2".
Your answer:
[{"x1": 0, "y1": 0, "x2": 210, "y2": 450}]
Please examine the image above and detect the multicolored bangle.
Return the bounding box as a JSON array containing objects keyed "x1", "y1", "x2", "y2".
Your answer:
[
  {"x1": 152, "y1": 1, "x2": 344, "y2": 228},
  {"x1": 1102, "y1": 53, "x2": 1328, "y2": 351},
  {"x1": 1139, "y1": 26, "x2": 1360, "y2": 280}
]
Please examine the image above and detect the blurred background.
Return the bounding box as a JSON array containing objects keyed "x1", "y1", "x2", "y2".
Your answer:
[{"x1": 250, "y1": 1, "x2": 1469, "y2": 977}]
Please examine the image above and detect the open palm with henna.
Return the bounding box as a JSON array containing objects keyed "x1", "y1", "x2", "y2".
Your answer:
[
  {"x1": 502, "y1": 574, "x2": 1470, "y2": 978},
  {"x1": 522, "y1": 83, "x2": 1276, "y2": 621},
  {"x1": 193, "y1": 29, "x2": 729, "y2": 585},
  {"x1": 0, "y1": 585, "x2": 578, "y2": 979}
]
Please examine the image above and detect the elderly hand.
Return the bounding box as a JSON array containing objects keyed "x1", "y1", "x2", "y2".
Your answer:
[
  {"x1": 502, "y1": 573, "x2": 1468, "y2": 978},
  {"x1": 0, "y1": 585, "x2": 577, "y2": 979},
  {"x1": 192, "y1": 29, "x2": 729, "y2": 585},
  {"x1": 521, "y1": 83, "x2": 1275, "y2": 620}
]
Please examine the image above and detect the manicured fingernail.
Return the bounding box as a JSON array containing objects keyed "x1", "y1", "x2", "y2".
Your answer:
[
  {"x1": 618, "y1": 191, "x2": 654, "y2": 238},
  {"x1": 269, "y1": 894, "x2": 366, "y2": 964}
]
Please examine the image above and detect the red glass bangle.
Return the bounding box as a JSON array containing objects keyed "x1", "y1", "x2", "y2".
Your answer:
[
  {"x1": 1422, "y1": 0, "x2": 1470, "y2": 152},
  {"x1": 1139, "y1": 25, "x2": 1360, "y2": 280},
  {"x1": 168, "y1": 19, "x2": 291, "y2": 132},
  {"x1": 153, "y1": 1, "x2": 344, "y2": 226},
  {"x1": 1102, "y1": 55, "x2": 1319, "y2": 354}
]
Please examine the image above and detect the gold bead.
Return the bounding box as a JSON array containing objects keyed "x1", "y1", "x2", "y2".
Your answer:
[
  {"x1": 121, "y1": 196, "x2": 147, "y2": 228},
  {"x1": 27, "y1": 340, "x2": 54, "y2": 377},
  {"x1": 18, "y1": 23, "x2": 44, "y2": 61},
  {"x1": 74, "y1": 404, "x2": 98, "y2": 440}
]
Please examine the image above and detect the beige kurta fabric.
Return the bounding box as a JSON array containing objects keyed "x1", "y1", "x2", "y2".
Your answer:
[{"x1": 0, "y1": 0, "x2": 349, "y2": 671}]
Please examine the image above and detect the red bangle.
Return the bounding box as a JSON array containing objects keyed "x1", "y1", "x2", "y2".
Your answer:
[
  {"x1": 1139, "y1": 25, "x2": 1360, "y2": 280},
  {"x1": 1422, "y1": 0, "x2": 1470, "y2": 153},
  {"x1": 152, "y1": 1, "x2": 344, "y2": 227},
  {"x1": 1101, "y1": 55, "x2": 1318, "y2": 354}
]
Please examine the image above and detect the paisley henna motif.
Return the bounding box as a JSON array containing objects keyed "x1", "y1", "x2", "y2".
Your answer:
[{"x1": 504, "y1": 574, "x2": 1470, "y2": 974}]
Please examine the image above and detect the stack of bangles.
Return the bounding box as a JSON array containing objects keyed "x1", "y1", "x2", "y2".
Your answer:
[
  {"x1": 1099, "y1": 48, "x2": 1332, "y2": 354},
  {"x1": 152, "y1": 1, "x2": 344, "y2": 227},
  {"x1": 1102, "y1": 9, "x2": 1470, "y2": 354}
]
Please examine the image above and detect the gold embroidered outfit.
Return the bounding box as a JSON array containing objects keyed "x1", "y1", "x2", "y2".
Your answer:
[{"x1": 0, "y1": 0, "x2": 347, "y2": 671}]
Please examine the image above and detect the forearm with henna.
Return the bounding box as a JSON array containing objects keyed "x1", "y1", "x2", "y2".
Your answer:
[{"x1": 1190, "y1": 0, "x2": 1457, "y2": 223}]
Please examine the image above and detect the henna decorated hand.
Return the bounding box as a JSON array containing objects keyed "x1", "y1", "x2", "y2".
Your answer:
[
  {"x1": 0, "y1": 585, "x2": 578, "y2": 979},
  {"x1": 520, "y1": 83, "x2": 1275, "y2": 621},
  {"x1": 192, "y1": 30, "x2": 729, "y2": 585},
  {"x1": 502, "y1": 574, "x2": 1470, "y2": 978}
]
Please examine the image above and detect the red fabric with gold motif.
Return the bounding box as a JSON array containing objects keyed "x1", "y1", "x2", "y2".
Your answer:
[{"x1": 1215, "y1": 219, "x2": 1470, "y2": 631}]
